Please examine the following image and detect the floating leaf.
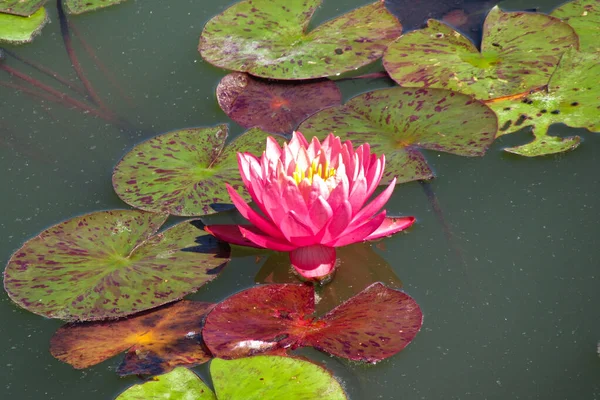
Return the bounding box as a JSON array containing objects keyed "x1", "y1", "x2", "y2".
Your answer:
[
  {"x1": 0, "y1": 7, "x2": 48, "y2": 44},
  {"x1": 50, "y1": 300, "x2": 214, "y2": 375},
  {"x1": 216, "y1": 72, "x2": 342, "y2": 134},
  {"x1": 487, "y1": 48, "x2": 600, "y2": 156},
  {"x1": 199, "y1": 0, "x2": 402, "y2": 80},
  {"x1": 211, "y1": 356, "x2": 346, "y2": 400},
  {"x1": 116, "y1": 367, "x2": 216, "y2": 400},
  {"x1": 298, "y1": 87, "x2": 497, "y2": 184},
  {"x1": 3, "y1": 210, "x2": 230, "y2": 321},
  {"x1": 203, "y1": 282, "x2": 422, "y2": 363},
  {"x1": 65, "y1": 0, "x2": 128, "y2": 15},
  {"x1": 0, "y1": 0, "x2": 45, "y2": 16},
  {"x1": 383, "y1": 7, "x2": 578, "y2": 100},
  {"x1": 113, "y1": 126, "x2": 281, "y2": 216},
  {"x1": 551, "y1": 0, "x2": 599, "y2": 53}
]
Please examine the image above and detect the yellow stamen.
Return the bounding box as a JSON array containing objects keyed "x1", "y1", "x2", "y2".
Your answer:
[{"x1": 292, "y1": 158, "x2": 336, "y2": 186}]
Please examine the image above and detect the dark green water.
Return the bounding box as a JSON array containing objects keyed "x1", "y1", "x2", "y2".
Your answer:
[{"x1": 1, "y1": 0, "x2": 599, "y2": 399}]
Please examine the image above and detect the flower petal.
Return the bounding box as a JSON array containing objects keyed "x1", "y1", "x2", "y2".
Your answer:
[
  {"x1": 289, "y1": 245, "x2": 336, "y2": 279},
  {"x1": 351, "y1": 177, "x2": 397, "y2": 225},
  {"x1": 225, "y1": 184, "x2": 283, "y2": 239},
  {"x1": 308, "y1": 195, "x2": 333, "y2": 232},
  {"x1": 204, "y1": 225, "x2": 262, "y2": 248},
  {"x1": 280, "y1": 211, "x2": 316, "y2": 246},
  {"x1": 322, "y1": 200, "x2": 352, "y2": 242},
  {"x1": 239, "y1": 226, "x2": 296, "y2": 252},
  {"x1": 328, "y1": 210, "x2": 387, "y2": 247},
  {"x1": 364, "y1": 216, "x2": 416, "y2": 241}
]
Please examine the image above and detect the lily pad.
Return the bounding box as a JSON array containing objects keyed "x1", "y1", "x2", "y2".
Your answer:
[
  {"x1": 487, "y1": 48, "x2": 600, "y2": 156},
  {"x1": 383, "y1": 7, "x2": 578, "y2": 100},
  {"x1": 199, "y1": 0, "x2": 402, "y2": 80},
  {"x1": 64, "y1": 0, "x2": 128, "y2": 15},
  {"x1": 0, "y1": 7, "x2": 48, "y2": 44},
  {"x1": 3, "y1": 210, "x2": 230, "y2": 321},
  {"x1": 203, "y1": 282, "x2": 422, "y2": 363},
  {"x1": 50, "y1": 300, "x2": 215, "y2": 375},
  {"x1": 112, "y1": 126, "x2": 281, "y2": 216},
  {"x1": 0, "y1": 0, "x2": 45, "y2": 16},
  {"x1": 298, "y1": 87, "x2": 498, "y2": 184},
  {"x1": 116, "y1": 367, "x2": 216, "y2": 400},
  {"x1": 216, "y1": 72, "x2": 342, "y2": 134},
  {"x1": 552, "y1": 0, "x2": 599, "y2": 53},
  {"x1": 211, "y1": 356, "x2": 347, "y2": 400}
]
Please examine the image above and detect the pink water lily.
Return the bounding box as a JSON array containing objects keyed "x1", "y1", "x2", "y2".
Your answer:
[{"x1": 205, "y1": 131, "x2": 415, "y2": 281}]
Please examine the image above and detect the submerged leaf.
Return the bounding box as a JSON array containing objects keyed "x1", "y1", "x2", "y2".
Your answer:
[
  {"x1": 115, "y1": 367, "x2": 216, "y2": 400},
  {"x1": 0, "y1": 0, "x2": 45, "y2": 16},
  {"x1": 217, "y1": 72, "x2": 342, "y2": 134},
  {"x1": 383, "y1": 7, "x2": 578, "y2": 100},
  {"x1": 298, "y1": 87, "x2": 497, "y2": 183},
  {"x1": 487, "y1": 48, "x2": 600, "y2": 156},
  {"x1": 199, "y1": 0, "x2": 402, "y2": 79},
  {"x1": 50, "y1": 301, "x2": 214, "y2": 375},
  {"x1": 0, "y1": 7, "x2": 48, "y2": 44},
  {"x1": 211, "y1": 356, "x2": 346, "y2": 400},
  {"x1": 551, "y1": 0, "x2": 599, "y2": 53},
  {"x1": 3, "y1": 210, "x2": 230, "y2": 321},
  {"x1": 203, "y1": 282, "x2": 422, "y2": 362},
  {"x1": 112, "y1": 126, "x2": 281, "y2": 216},
  {"x1": 65, "y1": 0, "x2": 129, "y2": 15}
]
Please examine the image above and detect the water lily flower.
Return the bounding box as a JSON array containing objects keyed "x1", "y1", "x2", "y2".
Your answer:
[{"x1": 205, "y1": 131, "x2": 415, "y2": 281}]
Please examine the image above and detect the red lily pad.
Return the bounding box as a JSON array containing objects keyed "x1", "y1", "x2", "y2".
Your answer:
[
  {"x1": 216, "y1": 72, "x2": 342, "y2": 134},
  {"x1": 3, "y1": 210, "x2": 230, "y2": 321},
  {"x1": 50, "y1": 300, "x2": 215, "y2": 376},
  {"x1": 551, "y1": 0, "x2": 599, "y2": 54},
  {"x1": 203, "y1": 282, "x2": 422, "y2": 363},
  {"x1": 298, "y1": 87, "x2": 497, "y2": 184},
  {"x1": 199, "y1": 0, "x2": 402, "y2": 80},
  {"x1": 0, "y1": 0, "x2": 45, "y2": 16},
  {"x1": 112, "y1": 126, "x2": 282, "y2": 216},
  {"x1": 383, "y1": 7, "x2": 578, "y2": 100}
]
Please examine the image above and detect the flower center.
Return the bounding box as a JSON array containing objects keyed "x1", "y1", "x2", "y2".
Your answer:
[{"x1": 292, "y1": 158, "x2": 336, "y2": 185}]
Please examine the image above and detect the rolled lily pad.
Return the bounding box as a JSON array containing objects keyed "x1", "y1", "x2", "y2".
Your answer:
[
  {"x1": 216, "y1": 72, "x2": 342, "y2": 134},
  {"x1": 211, "y1": 356, "x2": 347, "y2": 400},
  {"x1": 298, "y1": 87, "x2": 498, "y2": 184},
  {"x1": 50, "y1": 300, "x2": 215, "y2": 375},
  {"x1": 116, "y1": 367, "x2": 216, "y2": 400},
  {"x1": 203, "y1": 282, "x2": 422, "y2": 363},
  {"x1": 487, "y1": 48, "x2": 600, "y2": 156},
  {"x1": 199, "y1": 0, "x2": 402, "y2": 80},
  {"x1": 113, "y1": 126, "x2": 280, "y2": 216},
  {"x1": 3, "y1": 210, "x2": 230, "y2": 321},
  {"x1": 552, "y1": 0, "x2": 599, "y2": 53},
  {"x1": 383, "y1": 7, "x2": 578, "y2": 100},
  {"x1": 0, "y1": 7, "x2": 48, "y2": 44},
  {"x1": 0, "y1": 0, "x2": 45, "y2": 16},
  {"x1": 65, "y1": 0, "x2": 128, "y2": 15}
]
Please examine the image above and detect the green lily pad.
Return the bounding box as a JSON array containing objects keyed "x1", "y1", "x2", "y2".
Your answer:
[
  {"x1": 487, "y1": 48, "x2": 600, "y2": 156},
  {"x1": 298, "y1": 87, "x2": 498, "y2": 184},
  {"x1": 64, "y1": 0, "x2": 128, "y2": 15},
  {"x1": 199, "y1": 0, "x2": 402, "y2": 80},
  {"x1": 0, "y1": 0, "x2": 45, "y2": 16},
  {"x1": 552, "y1": 0, "x2": 599, "y2": 54},
  {"x1": 0, "y1": 7, "x2": 48, "y2": 44},
  {"x1": 3, "y1": 210, "x2": 230, "y2": 321},
  {"x1": 112, "y1": 126, "x2": 280, "y2": 216},
  {"x1": 383, "y1": 6, "x2": 578, "y2": 100},
  {"x1": 116, "y1": 367, "x2": 216, "y2": 400},
  {"x1": 211, "y1": 356, "x2": 347, "y2": 400}
]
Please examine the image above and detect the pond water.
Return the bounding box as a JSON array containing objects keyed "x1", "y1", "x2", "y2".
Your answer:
[{"x1": 1, "y1": 0, "x2": 599, "y2": 399}]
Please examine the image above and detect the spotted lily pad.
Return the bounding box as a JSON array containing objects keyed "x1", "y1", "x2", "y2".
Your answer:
[
  {"x1": 0, "y1": 0, "x2": 45, "y2": 16},
  {"x1": 211, "y1": 356, "x2": 347, "y2": 400},
  {"x1": 383, "y1": 6, "x2": 578, "y2": 100},
  {"x1": 113, "y1": 126, "x2": 281, "y2": 216},
  {"x1": 487, "y1": 48, "x2": 600, "y2": 156},
  {"x1": 298, "y1": 87, "x2": 497, "y2": 184},
  {"x1": 0, "y1": 7, "x2": 48, "y2": 44},
  {"x1": 552, "y1": 0, "x2": 599, "y2": 53},
  {"x1": 3, "y1": 210, "x2": 230, "y2": 321},
  {"x1": 50, "y1": 300, "x2": 214, "y2": 375},
  {"x1": 64, "y1": 0, "x2": 128, "y2": 15},
  {"x1": 203, "y1": 282, "x2": 422, "y2": 362},
  {"x1": 217, "y1": 72, "x2": 342, "y2": 134},
  {"x1": 116, "y1": 367, "x2": 216, "y2": 400},
  {"x1": 199, "y1": 0, "x2": 402, "y2": 80}
]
